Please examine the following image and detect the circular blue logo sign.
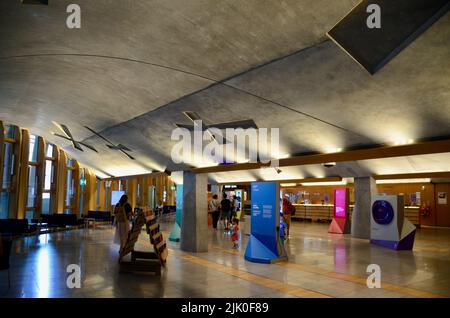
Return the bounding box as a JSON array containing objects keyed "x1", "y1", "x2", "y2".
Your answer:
[{"x1": 372, "y1": 200, "x2": 394, "y2": 225}]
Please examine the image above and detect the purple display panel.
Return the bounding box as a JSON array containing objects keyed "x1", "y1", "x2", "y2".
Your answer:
[{"x1": 334, "y1": 188, "x2": 347, "y2": 218}]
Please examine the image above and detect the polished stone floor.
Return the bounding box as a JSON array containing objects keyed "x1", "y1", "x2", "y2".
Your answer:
[{"x1": 1, "y1": 219, "x2": 449, "y2": 298}]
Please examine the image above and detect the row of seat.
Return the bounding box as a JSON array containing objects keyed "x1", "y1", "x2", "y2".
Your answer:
[
  {"x1": 0, "y1": 211, "x2": 112, "y2": 237},
  {"x1": 0, "y1": 207, "x2": 178, "y2": 237}
]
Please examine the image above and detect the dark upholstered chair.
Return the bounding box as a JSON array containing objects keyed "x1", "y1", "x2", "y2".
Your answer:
[{"x1": 0, "y1": 238, "x2": 12, "y2": 289}]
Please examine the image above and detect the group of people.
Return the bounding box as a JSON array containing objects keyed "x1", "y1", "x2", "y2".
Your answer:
[
  {"x1": 114, "y1": 193, "x2": 294, "y2": 252},
  {"x1": 209, "y1": 194, "x2": 240, "y2": 230},
  {"x1": 209, "y1": 193, "x2": 240, "y2": 248}
]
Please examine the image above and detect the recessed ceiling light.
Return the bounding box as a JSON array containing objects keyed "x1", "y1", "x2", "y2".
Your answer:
[
  {"x1": 277, "y1": 154, "x2": 290, "y2": 159},
  {"x1": 393, "y1": 138, "x2": 414, "y2": 146},
  {"x1": 325, "y1": 147, "x2": 343, "y2": 153}
]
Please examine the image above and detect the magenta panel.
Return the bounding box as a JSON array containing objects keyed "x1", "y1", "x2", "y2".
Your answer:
[{"x1": 334, "y1": 188, "x2": 347, "y2": 218}]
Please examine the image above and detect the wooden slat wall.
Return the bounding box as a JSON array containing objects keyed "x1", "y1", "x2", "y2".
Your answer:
[
  {"x1": 72, "y1": 160, "x2": 80, "y2": 217},
  {"x1": 50, "y1": 145, "x2": 60, "y2": 214},
  {"x1": 56, "y1": 150, "x2": 67, "y2": 214},
  {"x1": 84, "y1": 168, "x2": 97, "y2": 214},
  {"x1": 16, "y1": 129, "x2": 30, "y2": 219},
  {"x1": 435, "y1": 183, "x2": 450, "y2": 227},
  {"x1": 98, "y1": 173, "x2": 175, "y2": 212},
  {"x1": 35, "y1": 136, "x2": 45, "y2": 219},
  {"x1": 128, "y1": 178, "x2": 137, "y2": 209},
  {"x1": 9, "y1": 126, "x2": 22, "y2": 218},
  {"x1": 98, "y1": 179, "x2": 106, "y2": 211}
]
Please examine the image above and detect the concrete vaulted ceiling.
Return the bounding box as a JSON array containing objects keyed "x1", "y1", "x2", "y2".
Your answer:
[{"x1": 0, "y1": 0, "x2": 449, "y2": 180}]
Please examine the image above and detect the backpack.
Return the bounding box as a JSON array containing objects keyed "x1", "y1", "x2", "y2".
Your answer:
[
  {"x1": 124, "y1": 203, "x2": 133, "y2": 219},
  {"x1": 221, "y1": 199, "x2": 231, "y2": 212}
]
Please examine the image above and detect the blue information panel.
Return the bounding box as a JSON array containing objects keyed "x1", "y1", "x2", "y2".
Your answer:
[{"x1": 245, "y1": 182, "x2": 286, "y2": 263}]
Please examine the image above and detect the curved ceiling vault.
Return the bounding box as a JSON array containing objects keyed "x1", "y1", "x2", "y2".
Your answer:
[{"x1": 0, "y1": 0, "x2": 449, "y2": 178}]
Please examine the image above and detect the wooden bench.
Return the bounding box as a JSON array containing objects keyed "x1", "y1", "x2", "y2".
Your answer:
[{"x1": 120, "y1": 251, "x2": 161, "y2": 275}]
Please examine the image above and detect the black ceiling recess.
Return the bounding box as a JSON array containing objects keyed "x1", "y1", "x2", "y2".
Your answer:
[
  {"x1": 22, "y1": 0, "x2": 48, "y2": 4},
  {"x1": 327, "y1": 0, "x2": 450, "y2": 74},
  {"x1": 53, "y1": 124, "x2": 98, "y2": 153},
  {"x1": 84, "y1": 126, "x2": 135, "y2": 160}
]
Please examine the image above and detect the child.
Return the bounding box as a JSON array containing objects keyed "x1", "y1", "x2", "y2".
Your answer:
[{"x1": 230, "y1": 218, "x2": 239, "y2": 249}]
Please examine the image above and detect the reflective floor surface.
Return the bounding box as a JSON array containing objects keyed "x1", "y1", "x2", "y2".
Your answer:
[{"x1": 1, "y1": 220, "x2": 449, "y2": 298}]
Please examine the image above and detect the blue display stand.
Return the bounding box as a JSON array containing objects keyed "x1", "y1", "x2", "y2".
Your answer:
[
  {"x1": 245, "y1": 182, "x2": 287, "y2": 263},
  {"x1": 169, "y1": 185, "x2": 183, "y2": 242}
]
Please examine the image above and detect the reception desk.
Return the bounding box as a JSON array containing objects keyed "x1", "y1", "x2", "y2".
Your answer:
[
  {"x1": 292, "y1": 204, "x2": 334, "y2": 222},
  {"x1": 292, "y1": 204, "x2": 420, "y2": 226}
]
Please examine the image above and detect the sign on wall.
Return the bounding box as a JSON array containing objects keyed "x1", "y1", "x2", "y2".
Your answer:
[{"x1": 438, "y1": 192, "x2": 448, "y2": 205}]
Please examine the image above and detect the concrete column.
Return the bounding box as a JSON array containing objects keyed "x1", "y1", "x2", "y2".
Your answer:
[
  {"x1": 351, "y1": 176, "x2": 376, "y2": 239},
  {"x1": 180, "y1": 171, "x2": 208, "y2": 253}
]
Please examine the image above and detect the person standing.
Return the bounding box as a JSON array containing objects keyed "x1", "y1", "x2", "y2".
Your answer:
[
  {"x1": 220, "y1": 193, "x2": 231, "y2": 231},
  {"x1": 114, "y1": 195, "x2": 131, "y2": 252},
  {"x1": 229, "y1": 195, "x2": 237, "y2": 224},
  {"x1": 210, "y1": 194, "x2": 220, "y2": 231},
  {"x1": 230, "y1": 218, "x2": 239, "y2": 249},
  {"x1": 282, "y1": 196, "x2": 296, "y2": 237}
]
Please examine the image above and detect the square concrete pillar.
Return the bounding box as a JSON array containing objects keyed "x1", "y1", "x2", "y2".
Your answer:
[
  {"x1": 180, "y1": 171, "x2": 208, "y2": 253},
  {"x1": 351, "y1": 176, "x2": 376, "y2": 239}
]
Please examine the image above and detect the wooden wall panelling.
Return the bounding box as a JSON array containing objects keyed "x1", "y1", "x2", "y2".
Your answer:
[
  {"x1": 50, "y1": 145, "x2": 60, "y2": 214},
  {"x1": 16, "y1": 129, "x2": 30, "y2": 219},
  {"x1": 108, "y1": 180, "x2": 119, "y2": 211},
  {"x1": 73, "y1": 160, "x2": 80, "y2": 217},
  {"x1": 136, "y1": 176, "x2": 143, "y2": 207},
  {"x1": 128, "y1": 177, "x2": 137, "y2": 209},
  {"x1": 89, "y1": 170, "x2": 97, "y2": 211},
  {"x1": 56, "y1": 150, "x2": 67, "y2": 214},
  {"x1": 98, "y1": 178, "x2": 106, "y2": 211},
  {"x1": 167, "y1": 177, "x2": 175, "y2": 205},
  {"x1": 82, "y1": 168, "x2": 97, "y2": 215},
  {"x1": 35, "y1": 136, "x2": 45, "y2": 219},
  {"x1": 8, "y1": 126, "x2": 22, "y2": 218},
  {"x1": 435, "y1": 183, "x2": 450, "y2": 227}
]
